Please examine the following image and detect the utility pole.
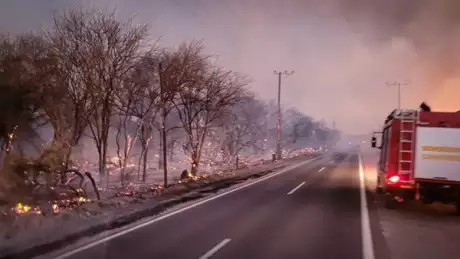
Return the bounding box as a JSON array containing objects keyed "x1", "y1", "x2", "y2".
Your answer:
[
  {"x1": 274, "y1": 70, "x2": 294, "y2": 160},
  {"x1": 159, "y1": 62, "x2": 168, "y2": 187},
  {"x1": 386, "y1": 81, "x2": 410, "y2": 109}
]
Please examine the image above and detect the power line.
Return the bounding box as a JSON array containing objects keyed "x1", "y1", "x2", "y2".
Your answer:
[
  {"x1": 386, "y1": 81, "x2": 410, "y2": 109},
  {"x1": 274, "y1": 70, "x2": 294, "y2": 160}
]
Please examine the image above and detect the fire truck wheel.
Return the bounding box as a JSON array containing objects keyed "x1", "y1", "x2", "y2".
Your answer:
[{"x1": 384, "y1": 194, "x2": 398, "y2": 209}]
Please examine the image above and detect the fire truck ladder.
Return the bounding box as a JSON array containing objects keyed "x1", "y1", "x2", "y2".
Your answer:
[{"x1": 398, "y1": 109, "x2": 417, "y2": 175}]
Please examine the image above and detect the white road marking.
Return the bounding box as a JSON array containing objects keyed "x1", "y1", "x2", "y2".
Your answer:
[
  {"x1": 54, "y1": 157, "x2": 317, "y2": 259},
  {"x1": 287, "y1": 182, "x2": 305, "y2": 195},
  {"x1": 199, "y1": 238, "x2": 231, "y2": 259},
  {"x1": 318, "y1": 166, "x2": 325, "y2": 172},
  {"x1": 359, "y1": 154, "x2": 375, "y2": 259}
]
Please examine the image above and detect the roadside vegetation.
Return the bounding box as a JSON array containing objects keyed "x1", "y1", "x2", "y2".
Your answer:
[{"x1": 0, "y1": 7, "x2": 339, "y2": 218}]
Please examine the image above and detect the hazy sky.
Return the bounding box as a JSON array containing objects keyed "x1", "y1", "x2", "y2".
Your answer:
[{"x1": 1, "y1": 0, "x2": 459, "y2": 134}]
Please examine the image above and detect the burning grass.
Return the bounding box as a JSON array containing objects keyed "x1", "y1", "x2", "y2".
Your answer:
[
  {"x1": 12, "y1": 196, "x2": 92, "y2": 216},
  {"x1": 1, "y1": 147, "x2": 317, "y2": 221}
]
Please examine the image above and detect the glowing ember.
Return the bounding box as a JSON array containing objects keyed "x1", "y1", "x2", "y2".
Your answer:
[
  {"x1": 52, "y1": 204, "x2": 59, "y2": 214},
  {"x1": 110, "y1": 156, "x2": 122, "y2": 164},
  {"x1": 15, "y1": 203, "x2": 31, "y2": 213},
  {"x1": 11, "y1": 195, "x2": 94, "y2": 216},
  {"x1": 14, "y1": 203, "x2": 41, "y2": 215}
]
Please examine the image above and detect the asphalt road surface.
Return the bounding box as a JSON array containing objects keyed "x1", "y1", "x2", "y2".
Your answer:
[{"x1": 49, "y1": 151, "x2": 369, "y2": 259}]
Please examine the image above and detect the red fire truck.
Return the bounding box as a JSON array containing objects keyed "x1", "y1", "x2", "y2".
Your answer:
[{"x1": 371, "y1": 104, "x2": 460, "y2": 211}]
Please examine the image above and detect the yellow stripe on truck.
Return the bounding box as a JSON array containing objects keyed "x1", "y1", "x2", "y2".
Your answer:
[
  {"x1": 422, "y1": 145, "x2": 460, "y2": 153},
  {"x1": 422, "y1": 154, "x2": 460, "y2": 162}
]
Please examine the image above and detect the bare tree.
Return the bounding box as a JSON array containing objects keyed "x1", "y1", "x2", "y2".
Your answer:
[
  {"x1": 42, "y1": 18, "x2": 98, "y2": 178},
  {"x1": 50, "y1": 8, "x2": 151, "y2": 187},
  {"x1": 172, "y1": 61, "x2": 248, "y2": 175},
  {"x1": 118, "y1": 54, "x2": 160, "y2": 182},
  {"x1": 144, "y1": 41, "x2": 207, "y2": 184},
  {"x1": 113, "y1": 75, "x2": 142, "y2": 185},
  {"x1": 216, "y1": 93, "x2": 268, "y2": 163}
]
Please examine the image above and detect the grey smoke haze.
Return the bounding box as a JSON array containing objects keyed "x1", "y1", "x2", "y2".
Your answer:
[{"x1": 1, "y1": 0, "x2": 459, "y2": 134}]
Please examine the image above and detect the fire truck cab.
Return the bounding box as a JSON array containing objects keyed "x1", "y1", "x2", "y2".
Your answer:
[{"x1": 372, "y1": 105, "x2": 460, "y2": 211}]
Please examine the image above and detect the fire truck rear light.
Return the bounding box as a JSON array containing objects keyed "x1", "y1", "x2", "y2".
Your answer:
[
  {"x1": 388, "y1": 175, "x2": 400, "y2": 183},
  {"x1": 395, "y1": 196, "x2": 404, "y2": 203}
]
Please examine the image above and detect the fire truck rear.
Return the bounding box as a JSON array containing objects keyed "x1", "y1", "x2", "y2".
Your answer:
[{"x1": 371, "y1": 104, "x2": 460, "y2": 211}]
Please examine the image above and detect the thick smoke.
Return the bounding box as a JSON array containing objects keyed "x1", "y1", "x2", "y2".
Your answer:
[
  {"x1": 322, "y1": 0, "x2": 460, "y2": 112},
  {"x1": 332, "y1": 0, "x2": 460, "y2": 79},
  {"x1": 287, "y1": 0, "x2": 460, "y2": 126},
  {"x1": 1, "y1": 0, "x2": 460, "y2": 133}
]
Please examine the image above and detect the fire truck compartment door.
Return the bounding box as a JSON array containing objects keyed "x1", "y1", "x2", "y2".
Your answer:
[{"x1": 415, "y1": 127, "x2": 460, "y2": 182}]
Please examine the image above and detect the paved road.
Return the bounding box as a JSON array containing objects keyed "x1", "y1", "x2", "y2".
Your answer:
[{"x1": 51, "y1": 151, "x2": 366, "y2": 259}]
